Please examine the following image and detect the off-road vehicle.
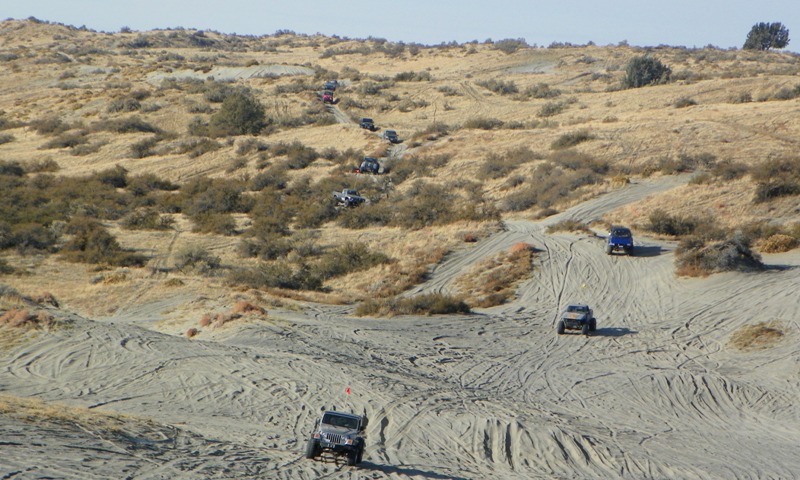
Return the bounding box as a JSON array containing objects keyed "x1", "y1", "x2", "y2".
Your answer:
[
  {"x1": 557, "y1": 304, "x2": 596, "y2": 336},
  {"x1": 322, "y1": 90, "x2": 335, "y2": 104},
  {"x1": 355, "y1": 157, "x2": 381, "y2": 174},
  {"x1": 359, "y1": 117, "x2": 377, "y2": 131},
  {"x1": 324, "y1": 80, "x2": 339, "y2": 91},
  {"x1": 333, "y1": 188, "x2": 366, "y2": 207},
  {"x1": 305, "y1": 410, "x2": 367, "y2": 466},
  {"x1": 382, "y1": 129, "x2": 399, "y2": 143},
  {"x1": 606, "y1": 226, "x2": 634, "y2": 255}
]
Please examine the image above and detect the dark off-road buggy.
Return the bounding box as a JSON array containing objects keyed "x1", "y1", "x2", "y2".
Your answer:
[{"x1": 557, "y1": 304, "x2": 597, "y2": 336}]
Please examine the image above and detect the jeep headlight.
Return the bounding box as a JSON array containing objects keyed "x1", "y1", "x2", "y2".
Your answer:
[{"x1": 344, "y1": 438, "x2": 353, "y2": 445}]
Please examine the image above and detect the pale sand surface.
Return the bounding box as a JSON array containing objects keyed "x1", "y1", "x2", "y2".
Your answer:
[{"x1": 2, "y1": 175, "x2": 798, "y2": 479}]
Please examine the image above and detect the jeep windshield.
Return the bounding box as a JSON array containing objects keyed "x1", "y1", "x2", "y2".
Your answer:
[
  {"x1": 322, "y1": 413, "x2": 359, "y2": 429},
  {"x1": 611, "y1": 228, "x2": 631, "y2": 237},
  {"x1": 566, "y1": 305, "x2": 588, "y2": 313}
]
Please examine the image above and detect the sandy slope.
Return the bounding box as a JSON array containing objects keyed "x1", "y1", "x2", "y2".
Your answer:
[{"x1": 2, "y1": 175, "x2": 799, "y2": 479}]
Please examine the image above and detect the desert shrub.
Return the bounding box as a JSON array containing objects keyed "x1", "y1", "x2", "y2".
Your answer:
[
  {"x1": 549, "y1": 150, "x2": 608, "y2": 173},
  {"x1": 189, "y1": 212, "x2": 237, "y2": 235},
  {"x1": 271, "y1": 141, "x2": 318, "y2": 169},
  {"x1": 356, "y1": 81, "x2": 394, "y2": 95},
  {"x1": 521, "y1": 83, "x2": 561, "y2": 99},
  {"x1": 236, "y1": 138, "x2": 269, "y2": 155},
  {"x1": 412, "y1": 122, "x2": 451, "y2": 141},
  {"x1": 30, "y1": 116, "x2": 71, "y2": 135},
  {"x1": 476, "y1": 79, "x2": 518, "y2": 95},
  {"x1": 6, "y1": 224, "x2": 59, "y2": 253},
  {"x1": 729, "y1": 321, "x2": 785, "y2": 350},
  {"x1": 41, "y1": 132, "x2": 88, "y2": 149},
  {"x1": 186, "y1": 327, "x2": 199, "y2": 338},
  {"x1": 181, "y1": 177, "x2": 249, "y2": 216},
  {"x1": 0, "y1": 257, "x2": 13, "y2": 274},
  {"x1": 675, "y1": 234, "x2": 764, "y2": 276},
  {"x1": 455, "y1": 243, "x2": 536, "y2": 308},
  {"x1": 249, "y1": 167, "x2": 288, "y2": 191},
  {"x1": 646, "y1": 209, "x2": 702, "y2": 237},
  {"x1": 622, "y1": 55, "x2": 671, "y2": 88},
  {"x1": 207, "y1": 91, "x2": 266, "y2": 136},
  {"x1": 127, "y1": 173, "x2": 178, "y2": 196},
  {"x1": 750, "y1": 157, "x2": 800, "y2": 203},
  {"x1": 492, "y1": 38, "x2": 528, "y2": 54},
  {"x1": 121, "y1": 209, "x2": 174, "y2": 230},
  {"x1": 102, "y1": 116, "x2": 160, "y2": 134},
  {"x1": 313, "y1": 242, "x2": 389, "y2": 280},
  {"x1": 336, "y1": 203, "x2": 393, "y2": 229},
  {"x1": 107, "y1": 97, "x2": 141, "y2": 113},
  {"x1": 394, "y1": 71, "x2": 432, "y2": 82},
  {"x1": 0, "y1": 309, "x2": 54, "y2": 329},
  {"x1": 437, "y1": 85, "x2": 461, "y2": 96},
  {"x1": 545, "y1": 219, "x2": 592, "y2": 234},
  {"x1": 228, "y1": 261, "x2": 322, "y2": 291},
  {"x1": 551, "y1": 130, "x2": 595, "y2": 149},
  {"x1": 710, "y1": 160, "x2": 749, "y2": 181},
  {"x1": 93, "y1": 165, "x2": 128, "y2": 188},
  {"x1": 674, "y1": 97, "x2": 697, "y2": 108},
  {"x1": 538, "y1": 100, "x2": 569, "y2": 117},
  {"x1": 203, "y1": 82, "x2": 239, "y2": 103},
  {"x1": 61, "y1": 217, "x2": 147, "y2": 266},
  {"x1": 355, "y1": 293, "x2": 470, "y2": 316},
  {"x1": 24, "y1": 159, "x2": 59, "y2": 173},
  {"x1": 462, "y1": 117, "x2": 504, "y2": 130},
  {"x1": 0, "y1": 133, "x2": 14, "y2": 145},
  {"x1": 756, "y1": 234, "x2": 798, "y2": 253},
  {"x1": 174, "y1": 245, "x2": 222, "y2": 274},
  {"x1": 175, "y1": 137, "x2": 222, "y2": 158},
  {"x1": 729, "y1": 91, "x2": 752, "y2": 104},
  {"x1": 477, "y1": 147, "x2": 537, "y2": 180},
  {"x1": 0, "y1": 161, "x2": 25, "y2": 176},
  {"x1": 130, "y1": 136, "x2": 160, "y2": 158}
]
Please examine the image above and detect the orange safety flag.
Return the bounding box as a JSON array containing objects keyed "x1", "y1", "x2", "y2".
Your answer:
[{"x1": 346, "y1": 387, "x2": 351, "y2": 395}]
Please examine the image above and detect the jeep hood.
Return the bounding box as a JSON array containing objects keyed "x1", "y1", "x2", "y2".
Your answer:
[{"x1": 563, "y1": 312, "x2": 588, "y2": 320}]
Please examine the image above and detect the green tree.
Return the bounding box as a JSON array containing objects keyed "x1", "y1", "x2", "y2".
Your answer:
[
  {"x1": 208, "y1": 92, "x2": 266, "y2": 136},
  {"x1": 743, "y1": 22, "x2": 790, "y2": 51},
  {"x1": 622, "y1": 55, "x2": 671, "y2": 89}
]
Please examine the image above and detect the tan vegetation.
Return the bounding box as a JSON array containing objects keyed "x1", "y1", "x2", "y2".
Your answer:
[
  {"x1": 0, "y1": 19, "x2": 799, "y2": 319},
  {"x1": 729, "y1": 321, "x2": 786, "y2": 351},
  {"x1": 454, "y1": 243, "x2": 537, "y2": 307}
]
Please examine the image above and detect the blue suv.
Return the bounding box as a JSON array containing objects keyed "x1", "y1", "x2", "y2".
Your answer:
[{"x1": 606, "y1": 226, "x2": 634, "y2": 255}]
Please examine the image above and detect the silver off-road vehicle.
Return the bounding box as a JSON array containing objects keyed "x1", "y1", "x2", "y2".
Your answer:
[{"x1": 305, "y1": 410, "x2": 367, "y2": 466}]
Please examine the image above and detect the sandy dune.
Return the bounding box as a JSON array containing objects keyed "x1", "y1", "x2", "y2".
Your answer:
[{"x1": 2, "y1": 175, "x2": 798, "y2": 479}]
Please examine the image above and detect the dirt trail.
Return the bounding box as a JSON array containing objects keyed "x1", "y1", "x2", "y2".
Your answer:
[{"x1": 2, "y1": 174, "x2": 799, "y2": 479}]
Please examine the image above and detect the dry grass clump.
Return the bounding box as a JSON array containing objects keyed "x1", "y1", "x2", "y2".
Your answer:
[
  {"x1": 755, "y1": 234, "x2": 798, "y2": 253},
  {"x1": 197, "y1": 301, "x2": 267, "y2": 331},
  {"x1": 675, "y1": 236, "x2": 764, "y2": 277},
  {"x1": 546, "y1": 219, "x2": 592, "y2": 234},
  {"x1": 729, "y1": 321, "x2": 785, "y2": 351},
  {"x1": 0, "y1": 308, "x2": 54, "y2": 329},
  {"x1": 355, "y1": 293, "x2": 470, "y2": 317},
  {"x1": 185, "y1": 327, "x2": 199, "y2": 338},
  {"x1": 454, "y1": 243, "x2": 537, "y2": 308},
  {"x1": 0, "y1": 394, "x2": 159, "y2": 438}
]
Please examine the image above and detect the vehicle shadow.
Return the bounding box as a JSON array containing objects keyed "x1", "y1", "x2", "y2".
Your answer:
[
  {"x1": 630, "y1": 245, "x2": 664, "y2": 257},
  {"x1": 359, "y1": 462, "x2": 469, "y2": 480},
  {"x1": 593, "y1": 327, "x2": 637, "y2": 337}
]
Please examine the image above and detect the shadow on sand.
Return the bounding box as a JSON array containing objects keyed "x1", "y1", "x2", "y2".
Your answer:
[
  {"x1": 593, "y1": 327, "x2": 637, "y2": 337},
  {"x1": 629, "y1": 245, "x2": 665, "y2": 257},
  {"x1": 359, "y1": 462, "x2": 469, "y2": 480}
]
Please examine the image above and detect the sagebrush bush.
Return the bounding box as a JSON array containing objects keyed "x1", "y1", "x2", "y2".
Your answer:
[
  {"x1": 61, "y1": 217, "x2": 147, "y2": 267},
  {"x1": 174, "y1": 245, "x2": 222, "y2": 274},
  {"x1": 551, "y1": 130, "x2": 595, "y2": 149},
  {"x1": 462, "y1": 117, "x2": 504, "y2": 130},
  {"x1": 313, "y1": 242, "x2": 389, "y2": 280},
  {"x1": 355, "y1": 293, "x2": 470, "y2": 317},
  {"x1": 476, "y1": 79, "x2": 518, "y2": 95},
  {"x1": 121, "y1": 209, "x2": 174, "y2": 230},
  {"x1": 207, "y1": 91, "x2": 266, "y2": 136},
  {"x1": 675, "y1": 234, "x2": 764, "y2": 276},
  {"x1": 227, "y1": 261, "x2": 323, "y2": 291},
  {"x1": 622, "y1": 55, "x2": 671, "y2": 89}
]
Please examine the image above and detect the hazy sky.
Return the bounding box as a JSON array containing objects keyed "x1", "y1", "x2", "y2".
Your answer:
[{"x1": 4, "y1": 0, "x2": 799, "y2": 52}]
